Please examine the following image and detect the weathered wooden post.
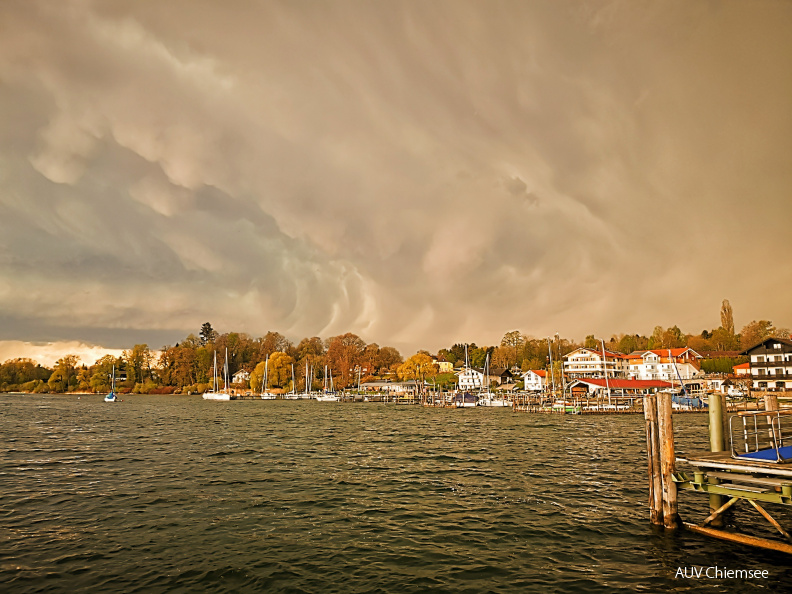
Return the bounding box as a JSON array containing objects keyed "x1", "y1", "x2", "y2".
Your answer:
[
  {"x1": 708, "y1": 392, "x2": 727, "y2": 527},
  {"x1": 656, "y1": 392, "x2": 678, "y2": 529},
  {"x1": 643, "y1": 394, "x2": 663, "y2": 526},
  {"x1": 765, "y1": 392, "x2": 779, "y2": 412}
]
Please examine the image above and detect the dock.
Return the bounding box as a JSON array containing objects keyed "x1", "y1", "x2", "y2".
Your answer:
[{"x1": 644, "y1": 391, "x2": 792, "y2": 554}]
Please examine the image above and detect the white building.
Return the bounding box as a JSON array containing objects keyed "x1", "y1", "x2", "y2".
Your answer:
[
  {"x1": 232, "y1": 369, "x2": 250, "y2": 385},
  {"x1": 624, "y1": 348, "x2": 703, "y2": 381},
  {"x1": 522, "y1": 369, "x2": 547, "y2": 392},
  {"x1": 456, "y1": 367, "x2": 484, "y2": 390},
  {"x1": 743, "y1": 337, "x2": 792, "y2": 391},
  {"x1": 563, "y1": 348, "x2": 627, "y2": 379}
]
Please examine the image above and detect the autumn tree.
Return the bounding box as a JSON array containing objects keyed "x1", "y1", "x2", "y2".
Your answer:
[
  {"x1": 501, "y1": 330, "x2": 526, "y2": 349},
  {"x1": 740, "y1": 320, "x2": 775, "y2": 350},
  {"x1": 250, "y1": 360, "x2": 267, "y2": 392},
  {"x1": 377, "y1": 346, "x2": 402, "y2": 375},
  {"x1": 264, "y1": 351, "x2": 295, "y2": 389},
  {"x1": 124, "y1": 344, "x2": 154, "y2": 387},
  {"x1": 360, "y1": 343, "x2": 380, "y2": 377},
  {"x1": 720, "y1": 300, "x2": 735, "y2": 336},
  {"x1": 325, "y1": 333, "x2": 366, "y2": 387},
  {"x1": 398, "y1": 353, "x2": 438, "y2": 393}
]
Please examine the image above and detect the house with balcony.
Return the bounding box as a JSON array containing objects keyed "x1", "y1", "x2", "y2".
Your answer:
[
  {"x1": 456, "y1": 367, "x2": 484, "y2": 391},
  {"x1": 563, "y1": 348, "x2": 627, "y2": 379},
  {"x1": 741, "y1": 337, "x2": 792, "y2": 391},
  {"x1": 522, "y1": 369, "x2": 547, "y2": 392},
  {"x1": 624, "y1": 348, "x2": 703, "y2": 381}
]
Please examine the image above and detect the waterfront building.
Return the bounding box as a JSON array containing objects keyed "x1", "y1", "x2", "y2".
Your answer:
[
  {"x1": 741, "y1": 337, "x2": 792, "y2": 391},
  {"x1": 624, "y1": 348, "x2": 703, "y2": 381},
  {"x1": 733, "y1": 362, "x2": 750, "y2": 376},
  {"x1": 456, "y1": 367, "x2": 484, "y2": 390},
  {"x1": 563, "y1": 348, "x2": 627, "y2": 379},
  {"x1": 487, "y1": 367, "x2": 513, "y2": 386},
  {"x1": 522, "y1": 369, "x2": 547, "y2": 392},
  {"x1": 568, "y1": 378, "x2": 673, "y2": 398}
]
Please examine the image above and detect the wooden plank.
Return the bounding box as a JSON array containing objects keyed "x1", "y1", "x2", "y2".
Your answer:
[
  {"x1": 702, "y1": 497, "x2": 739, "y2": 527},
  {"x1": 747, "y1": 499, "x2": 792, "y2": 542},
  {"x1": 677, "y1": 453, "x2": 792, "y2": 478},
  {"x1": 705, "y1": 471, "x2": 792, "y2": 487},
  {"x1": 684, "y1": 522, "x2": 792, "y2": 555}
]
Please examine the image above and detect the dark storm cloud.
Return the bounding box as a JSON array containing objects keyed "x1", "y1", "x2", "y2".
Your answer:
[{"x1": 0, "y1": 0, "x2": 790, "y2": 360}]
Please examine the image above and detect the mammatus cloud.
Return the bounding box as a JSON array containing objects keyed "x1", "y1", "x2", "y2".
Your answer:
[{"x1": 0, "y1": 0, "x2": 790, "y2": 362}]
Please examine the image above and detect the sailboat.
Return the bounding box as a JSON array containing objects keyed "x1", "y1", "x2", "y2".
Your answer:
[
  {"x1": 454, "y1": 345, "x2": 478, "y2": 408},
  {"x1": 477, "y1": 353, "x2": 510, "y2": 407},
  {"x1": 260, "y1": 355, "x2": 276, "y2": 399},
  {"x1": 316, "y1": 365, "x2": 340, "y2": 402},
  {"x1": 203, "y1": 349, "x2": 236, "y2": 400},
  {"x1": 104, "y1": 365, "x2": 118, "y2": 402}
]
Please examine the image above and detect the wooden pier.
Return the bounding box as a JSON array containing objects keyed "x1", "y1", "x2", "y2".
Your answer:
[{"x1": 644, "y1": 391, "x2": 792, "y2": 554}]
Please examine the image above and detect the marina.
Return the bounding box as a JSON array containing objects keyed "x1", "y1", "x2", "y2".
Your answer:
[{"x1": 2, "y1": 393, "x2": 791, "y2": 592}]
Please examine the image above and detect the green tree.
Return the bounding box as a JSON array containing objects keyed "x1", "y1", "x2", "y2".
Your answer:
[
  {"x1": 90, "y1": 355, "x2": 118, "y2": 393},
  {"x1": 617, "y1": 334, "x2": 638, "y2": 355},
  {"x1": 199, "y1": 322, "x2": 218, "y2": 345},
  {"x1": 48, "y1": 355, "x2": 79, "y2": 393},
  {"x1": 584, "y1": 335, "x2": 598, "y2": 349}
]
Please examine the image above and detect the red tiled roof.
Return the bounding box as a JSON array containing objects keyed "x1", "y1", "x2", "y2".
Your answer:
[
  {"x1": 530, "y1": 370, "x2": 546, "y2": 377},
  {"x1": 733, "y1": 362, "x2": 750, "y2": 370},
  {"x1": 571, "y1": 378, "x2": 674, "y2": 389}
]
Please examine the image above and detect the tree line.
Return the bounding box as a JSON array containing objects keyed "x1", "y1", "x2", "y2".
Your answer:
[{"x1": 1, "y1": 300, "x2": 787, "y2": 394}]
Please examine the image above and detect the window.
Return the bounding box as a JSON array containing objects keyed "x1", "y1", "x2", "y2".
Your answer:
[
  {"x1": 775, "y1": 355, "x2": 782, "y2": 362},
  {"x1": 773, "y1": 343, "x2": 781, "y2": 350}
]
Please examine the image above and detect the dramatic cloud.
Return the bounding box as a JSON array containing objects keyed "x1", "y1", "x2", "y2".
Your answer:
[{"x1": 0, "y1": 0, "x2": 790, "y2": 361}]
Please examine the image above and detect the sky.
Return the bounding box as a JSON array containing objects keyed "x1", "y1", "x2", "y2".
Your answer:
[{"x1": 1, "y1": 0, "x2": 791, "y2": 366}]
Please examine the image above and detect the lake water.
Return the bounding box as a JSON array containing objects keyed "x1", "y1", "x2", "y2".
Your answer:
[{"x1": 1, "y1": 394, "x2": 790, "y2": 592}]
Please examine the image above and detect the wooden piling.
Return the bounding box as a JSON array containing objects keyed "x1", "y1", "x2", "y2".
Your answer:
[
  {"x1": 765, "y1": 393, "x2": 779, "y2": 412},
  {"x1": 643, "y1": 395, "x2": 663, "y2": 526},
  {"x1": 707, "y1": 393, "x2": 727, "y2": 527},
  {"x1": 656, "y1": 392, "x2": 678, "y2": 530}
]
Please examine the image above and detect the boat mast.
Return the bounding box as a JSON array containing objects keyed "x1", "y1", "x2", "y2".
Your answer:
[
  {"x1": 547, "y1": 338, "x2": 555, "y2": 397},
  {"x1": 213, "y1": 351, "x2": 219, "y2": 393},
  {"x1": 264, "y1": 355, "x2": 269, "y2": 395},
  {"x1": 669, "y1": 349, "x2": 688, "y2": 397},
  {"x1": 557, "y1": 333, "x2": 567, "y2": 399},
  {"x1": 601, "y1": 339, "x2": 611, "y2": 406},
  {"x1": 223, "y1": 347, "x2": 229, "y2": 392},
  {"x1": 291, "y1": 363, "x2": 295, "y2": 395}
]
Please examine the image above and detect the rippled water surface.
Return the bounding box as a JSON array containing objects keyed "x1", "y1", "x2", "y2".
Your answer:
[{"x1": 2, "y1": 394, "x2": 791, "y2": 592}]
